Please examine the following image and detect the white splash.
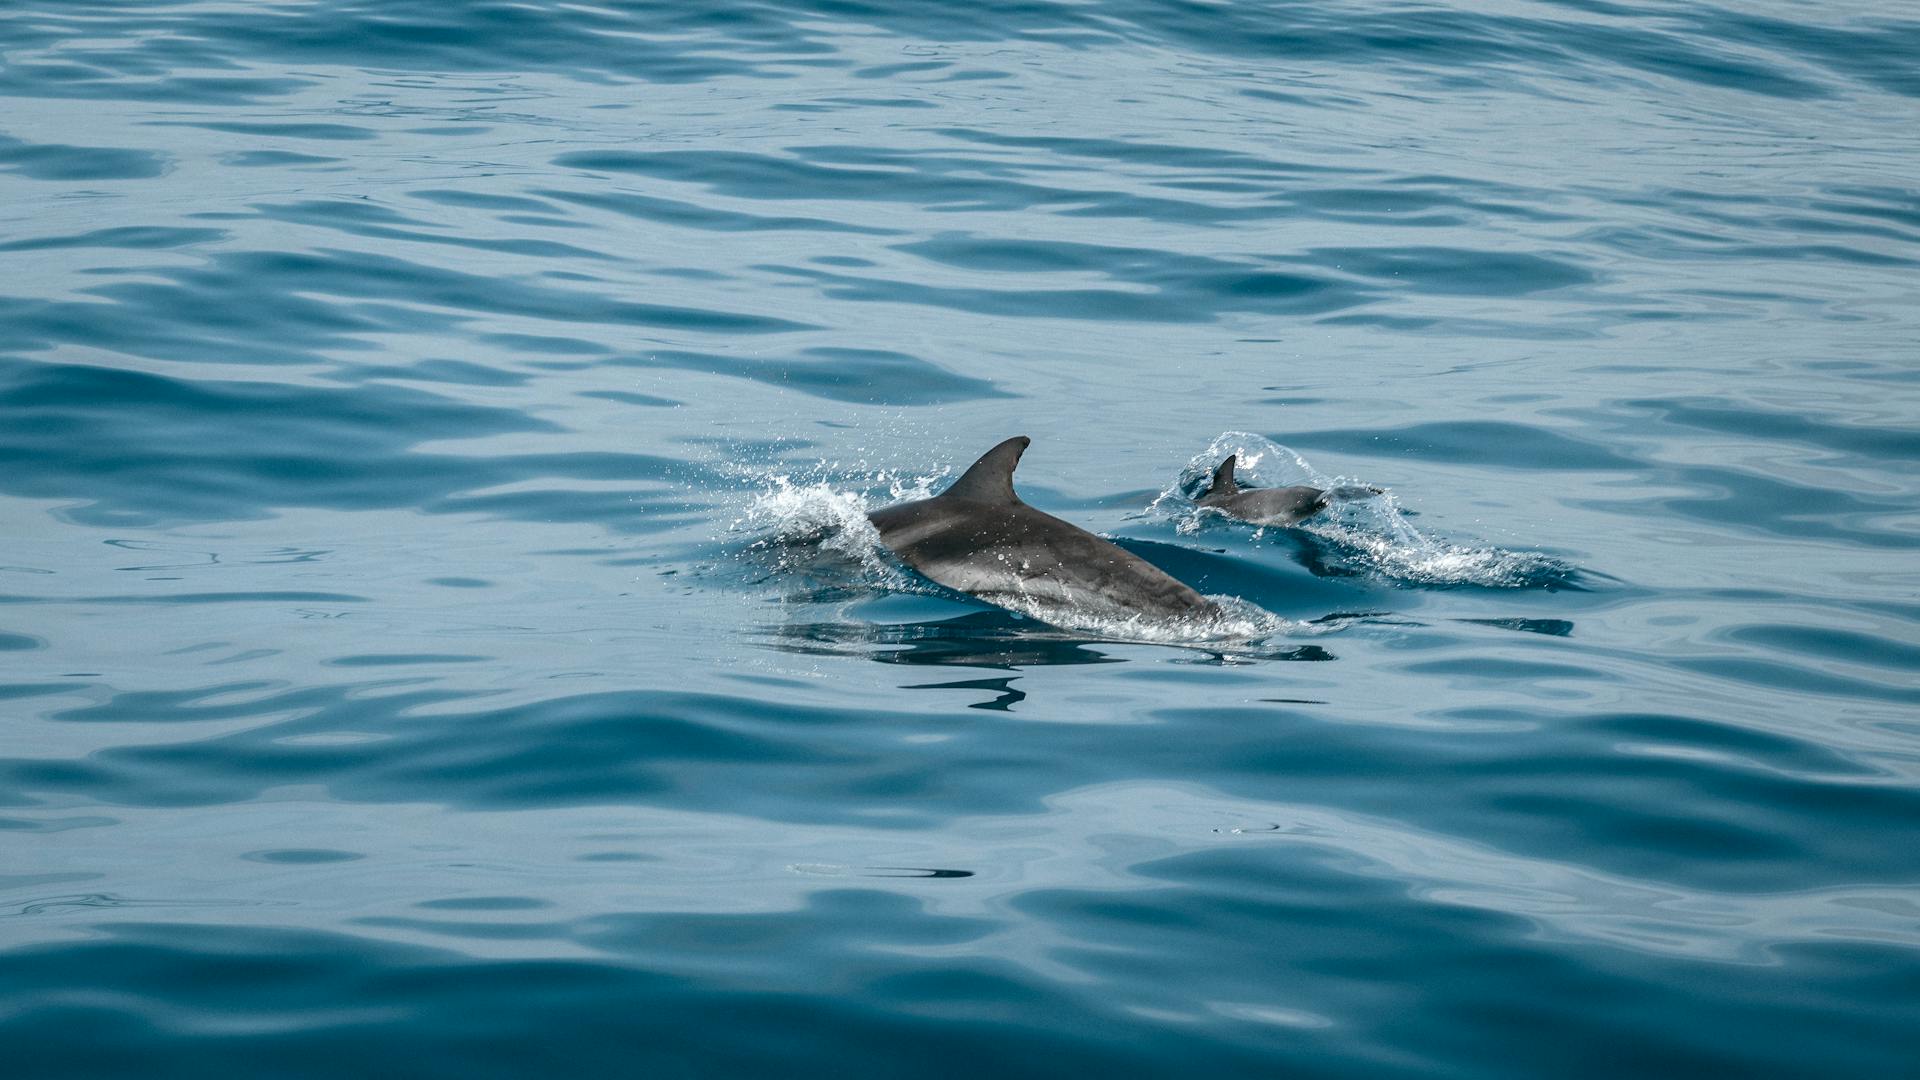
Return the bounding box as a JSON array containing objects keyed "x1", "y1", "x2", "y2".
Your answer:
[
  {"x1": 725, "y1": 466, "x2": 941, "y2": 591},
  {"x1": 1156, "y1": 431, "x2": 1574, "y2": 589}
]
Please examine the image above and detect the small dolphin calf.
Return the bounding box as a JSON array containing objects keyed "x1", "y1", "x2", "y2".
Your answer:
[
  {"x1": 1197, "y1": 455, "x2": 1379, "y2": 526},
  {"x1": 868, "y1": 437, "x2": 1217, "y2": 623}
]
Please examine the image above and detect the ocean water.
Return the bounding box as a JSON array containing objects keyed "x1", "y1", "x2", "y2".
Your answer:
[{"x1": 3, "y1": 0, "x2": 1918, "y2": 1074}]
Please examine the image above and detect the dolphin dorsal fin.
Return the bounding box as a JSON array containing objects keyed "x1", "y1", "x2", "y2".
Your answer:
[
  {"x1": 943, "y1": 436, "x2": 1029, "y2": 504},
  {"x1": 1203, "y1": 455, "x2": 1240, "y2": 499}
]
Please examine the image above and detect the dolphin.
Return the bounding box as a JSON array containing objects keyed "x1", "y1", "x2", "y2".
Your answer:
[
  {"x1": 1196, "y1": 455, "x2": 1380, "y2": 526},
  {"x1": 867, "y1": 437, "x2": 1218, "y2": 624}
]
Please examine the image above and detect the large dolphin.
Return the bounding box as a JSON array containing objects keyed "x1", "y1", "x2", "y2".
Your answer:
[
  {"x1": 867, "y1": 436, "x2": 1217, "y2": 623},
  {"x1": 1196, "y1": 455, "x2": 1381, "y2": 526}
]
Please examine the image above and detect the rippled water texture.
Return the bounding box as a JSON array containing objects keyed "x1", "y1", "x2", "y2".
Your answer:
[{"x1": 3, "y1": 1, "x2": 1919, "y2": 1075}]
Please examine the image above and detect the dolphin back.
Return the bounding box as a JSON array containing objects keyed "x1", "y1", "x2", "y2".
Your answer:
[
  {"x1": 1197, "y1": 455, "x2": 1328, "y2": 525},
  {"x1": 866, "y1": 437, "x2": 1216, "y2": 624},
  {"x1": 881, "y1": 502, "x2": 1213, "y2": 621},
  {"x1": 1215, "y1": 485, "x2": 1328, "y2": 526}
]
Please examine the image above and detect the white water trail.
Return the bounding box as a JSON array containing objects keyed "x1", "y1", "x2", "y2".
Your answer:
[{"x1": 1155, "y1": 431, "x2": 1574, "y2": 589}]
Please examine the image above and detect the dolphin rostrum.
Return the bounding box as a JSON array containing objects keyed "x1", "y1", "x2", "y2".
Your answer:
[
  {"x1": 1197, "y1": 455, "x2": 1380, "y2": 526},
  {"x1": 867, "y1": 437, "x2": 1217, "y2": 624}
]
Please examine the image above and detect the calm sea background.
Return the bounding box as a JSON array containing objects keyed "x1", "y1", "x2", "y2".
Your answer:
[{"x1": 3, "y1": 1, "x2": 1918, "y2": 1075}]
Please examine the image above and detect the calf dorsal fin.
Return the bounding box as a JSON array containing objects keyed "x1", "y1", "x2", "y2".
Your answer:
[
  {"x1": 1202, "y1": 455, "x2": 1240, "y2": 500},
  {"x1": 943, "y1": 436, "x2": 1029, "y2": 504}
]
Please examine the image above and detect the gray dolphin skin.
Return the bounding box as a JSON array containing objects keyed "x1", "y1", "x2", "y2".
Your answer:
[
  {"x1": 1196, "y1": 455, "x2": 1330, "y2": 526},
  {"x1": 867, "y1": 437, "x2": 1218, "y2": 623}
]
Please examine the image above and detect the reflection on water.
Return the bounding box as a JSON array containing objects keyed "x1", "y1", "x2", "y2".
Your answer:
[
  {"x1": 764, "y1": 610, "x2": 1337, "y2": 672},
  {"x1": 767, "y1": 611, "x2": 1125, "y2": 669}
]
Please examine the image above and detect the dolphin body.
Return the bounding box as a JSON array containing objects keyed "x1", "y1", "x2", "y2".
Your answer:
[
  {"x1": 1196, "y1": 455, "x2": 1386, "y2": 527},
  {"x1": 867, "y1": 437, "x2": 1217, "y2": 624}
]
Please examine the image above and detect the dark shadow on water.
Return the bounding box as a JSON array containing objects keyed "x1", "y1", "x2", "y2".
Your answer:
[
  {"x1": 899, "y1": 675, "x2": 1026, "y2": 711},
  {"x1": 863, "y1": 867, "x2": 974, "y2": 879},
  {"x1": 1164, "y1": 644, "x2": 1335, "y2": 666},
  {"x1": 761, "y1": 610, "x2": 1338, "y2": 674},
  {"x1": 763, "y1": 611, "x2": 1120, "y2": 670},
  {"x1": 1456, "y1": 617, "x2": 1575, "y2": 637}
]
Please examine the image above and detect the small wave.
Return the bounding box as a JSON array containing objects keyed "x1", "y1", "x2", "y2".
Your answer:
[{"x1": 1156, "y1": 432, "x2": 1577, "y2": 589}]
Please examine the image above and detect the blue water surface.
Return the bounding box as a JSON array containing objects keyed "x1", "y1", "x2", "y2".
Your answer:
[{"x1": 2, "y1": 1, "x2": 1918, "y2": 1075}]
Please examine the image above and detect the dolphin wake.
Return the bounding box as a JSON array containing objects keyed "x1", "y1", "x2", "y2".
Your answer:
[{"x1": 1155, "y1": 433, "x2": 1578, "y2": 589}]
